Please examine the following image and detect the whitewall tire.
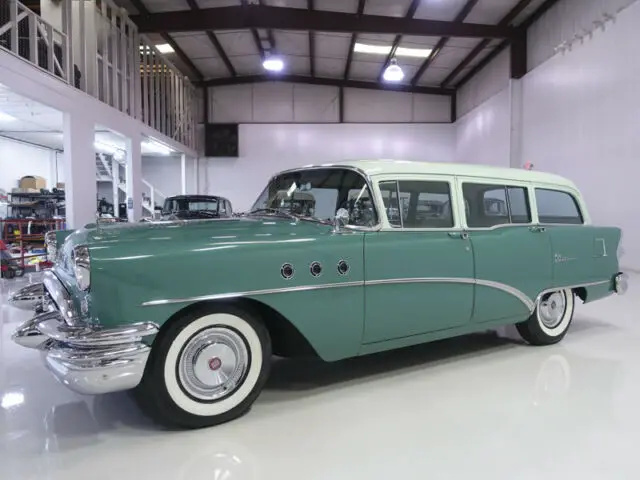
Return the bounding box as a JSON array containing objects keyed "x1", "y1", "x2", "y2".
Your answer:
[
  {"x1": 516, "y1": 289, "x2": 575, "y2": 346},
  {"x1": 134, "y1": 304, "x2": 271, "y2": 429}
]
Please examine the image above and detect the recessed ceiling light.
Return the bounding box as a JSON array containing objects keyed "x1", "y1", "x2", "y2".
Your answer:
[
  {"x1": 354, "y1": 42, "x2": 432, "y2": 58},
  {"x1": 155, "y1": 43, "x2": 174, "y2": 54},
  {"x1": 0, "y1": 111, "x2": 17, "y2": 122}
]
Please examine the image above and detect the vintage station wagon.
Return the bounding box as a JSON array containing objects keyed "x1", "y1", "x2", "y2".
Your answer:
[{"x1": 10, "y1": 160, "x2": 627, "y2": 429}]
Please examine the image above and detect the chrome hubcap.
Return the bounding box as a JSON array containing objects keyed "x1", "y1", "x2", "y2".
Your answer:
[
  {"x1": 178, "y1": 328, "x2": 249, "y2": 401},
  {"x1": 538, "y1": 291, "x2": 567, "y2": 328}
]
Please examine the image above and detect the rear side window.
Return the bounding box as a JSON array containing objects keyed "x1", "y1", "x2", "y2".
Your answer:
[
  {"x1": 535, "y1": 189, "x2": 583, "y2": 224},
  {"x1": 379, "y1": 180, "x2": 454, "y2": 228},
  {"x1": 463, "y1": 183, "x2": 531, "y2": 228}
]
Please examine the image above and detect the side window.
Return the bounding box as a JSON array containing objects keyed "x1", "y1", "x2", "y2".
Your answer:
[
  {"x1": 219, "y1": 200, "x2": 227, "y2": 215},
  {"x1": 535, "y1": 189, "x2": 583, "y2": 224},
  {"x1": 226, "y1": 200, "x2": 233, "y2": 215},
  {"x1": 379, "y1": 181, "x2": 402, "y2": 227},
  {"x1": 463, "y1": 183, "x2": 531, "y2": 228},
  {"x1": 380, "y1": 180, "x2": 453, "y2": 228}
]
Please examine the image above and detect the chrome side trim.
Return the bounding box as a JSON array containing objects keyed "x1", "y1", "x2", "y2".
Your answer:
[
  {"x1": 366, "y1": 277, "x2": 535, "y2": 311},
  {"x1": 535, "y1": 280, "x2": 610, "y2": 306},
  {"x1": 142, "y1": 281, "x2": 365, "y2": 306},
  {"x1": 141, "y1": 277, "x2": 614, "y2": 313}
]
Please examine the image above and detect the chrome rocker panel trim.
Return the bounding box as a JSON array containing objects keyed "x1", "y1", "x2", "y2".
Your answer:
[
  {"x1": 142, "y1": 276, "x2": 616, "y2": 313},
  {"x1": 8, "y1": 282, "x2": 44, "y2": 310},
  {"x1": 12, "y1": 310, "x2": 158, "y2": 395}
]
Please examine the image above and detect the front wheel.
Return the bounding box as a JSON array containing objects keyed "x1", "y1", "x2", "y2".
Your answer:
[
  {"x1": 134, "y1": 305, "x2": 272, "y2": 429},
  {"x1": 516, "y1": 289, "x2": 575, "y2": 345}
]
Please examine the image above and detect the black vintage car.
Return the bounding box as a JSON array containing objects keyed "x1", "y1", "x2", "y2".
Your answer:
[{"x1": 158, "y1": 195, "x2": 233, "y2": 220}]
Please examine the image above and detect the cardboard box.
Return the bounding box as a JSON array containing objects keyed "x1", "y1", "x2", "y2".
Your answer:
[{"x1": 19, "y1": 176, "x2": 46, "y2": 190}]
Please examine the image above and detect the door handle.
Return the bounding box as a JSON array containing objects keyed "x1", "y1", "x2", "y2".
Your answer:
[
  {"x1": 529, "y1": 226, "x2": 546, "y2": 233},
  {"x1": 448, "y1": 231, "x2": 469, "y2": 240}
]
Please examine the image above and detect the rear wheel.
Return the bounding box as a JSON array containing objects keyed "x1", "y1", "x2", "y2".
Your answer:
[
  {"x1": 516, "y1": 289, "x2": 575, "y2": 345},
  {"x1": 134, "y1": 304, "x2": 271, "y2": 429}
]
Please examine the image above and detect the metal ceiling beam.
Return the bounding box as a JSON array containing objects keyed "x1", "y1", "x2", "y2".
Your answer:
[
  {"x1": 128, "y1": 0, "x2": 203, "y2": 81},
  {"x1": 131, "y1": 5, "x2": 512, "y2": 38},
  {"x1": 242, "y1": 0, "x2": 267, "y2": 60},
  {"x1": 343, "y1": 0, "x2": 367, "y2": 80},
  {"x1": 410, "y1": 0, "x2": 479, "y2": 86},
  {"x1": 376, "y1": 0, "x2": 420, "y2": 82},
  {"x1": 441, "y1": 0, "x2": 534, "y2": 87},
  {"x1": 308, "y1": 0, "x2": 315, "y2": 77},
  {"x1": 198, "y1": 75, "x2": 455, "y2": 96},
  {"x1": 185, "y1": 0, "x2": 236, "y2": 77},
  {"x1": 453, "y1": 0, "x2": 561, "y2": 89}
]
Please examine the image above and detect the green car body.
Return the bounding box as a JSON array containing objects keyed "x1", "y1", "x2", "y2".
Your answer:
[{"x1": 11, "y1": 160, "x2": 627, "y2": 428}]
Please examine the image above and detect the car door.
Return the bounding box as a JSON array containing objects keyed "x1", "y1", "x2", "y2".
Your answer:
[
  {"x1": 363, "y1": 175, "x2": 474, "y2": 344},
  {"x1": 458, "y1": 178, "x2": 553, "y2": 324}
]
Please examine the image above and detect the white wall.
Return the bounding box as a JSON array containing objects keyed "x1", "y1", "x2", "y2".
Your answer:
[
  {"x1": 455, "y1": 87, "x2": 511, "y2": 167},
  {"x1": 0, "y1": 137, "x2": 64, "y2": 193},
  {"x1": 141, "y1": 156, "x2": 197, "y2": 198},
  {"x1": 522, "y1": 0, "x2": 640, "y2": 269},
  {"x1": 207, "y1": 83, "x2": 452, "y2": 124},
  {"x1": 199, "y1": 123, "x2": 455, "y2": 212}
]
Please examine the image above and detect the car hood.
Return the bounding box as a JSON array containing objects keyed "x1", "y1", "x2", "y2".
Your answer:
[{"x1": 72, "y1": 216, "x2": 332, "y2": 249}]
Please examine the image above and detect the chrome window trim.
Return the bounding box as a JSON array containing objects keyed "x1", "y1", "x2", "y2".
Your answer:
[
  {"x1": 259, "y1": 165, "x2": 382, "y2": 232},
  {"x1": 141, "y1": 277, "x2": 612, "y2": 311}
]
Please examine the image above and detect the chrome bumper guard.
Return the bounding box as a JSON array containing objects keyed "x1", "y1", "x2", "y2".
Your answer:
[
  {"x1": 11, "y1": 273, "x2": 158, "y2": 395},
  {"x1": 614, "y1": 272, "x2": 628, "y2": 295},
  {"x1": 8, "y1": 282, "x2": 44, "y2": 310}
]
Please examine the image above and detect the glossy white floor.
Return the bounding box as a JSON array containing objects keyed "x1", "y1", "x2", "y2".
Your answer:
[{"x1": 1, "y1": 274, "x2": 639, "y2": 480}]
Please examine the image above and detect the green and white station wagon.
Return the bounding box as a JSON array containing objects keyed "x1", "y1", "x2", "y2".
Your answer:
[{"x1": 10, "y1": 160, "x2": 628, "y2": 429}]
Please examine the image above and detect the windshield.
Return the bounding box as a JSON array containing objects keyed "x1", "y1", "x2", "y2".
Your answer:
[
  {"x1": 163, "y1": 198, "x2": 219, "y2": 214},
  {"x1": 250, "y1": 168, "x2": 378, "y2": 227}
]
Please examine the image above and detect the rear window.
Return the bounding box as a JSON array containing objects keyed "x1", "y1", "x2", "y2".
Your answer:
[{"x1": 535, "y1": 189, "x2": 583, "y2": 224}]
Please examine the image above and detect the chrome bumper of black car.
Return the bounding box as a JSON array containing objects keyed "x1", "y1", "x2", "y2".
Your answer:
[{"x1": 10, "y1": 272, "x2": 158, "y2": 395}]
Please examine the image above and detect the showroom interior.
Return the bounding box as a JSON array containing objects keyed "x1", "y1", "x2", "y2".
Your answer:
[{"x1": 1, "y1": 0, "x2": 639, "y2": 477}]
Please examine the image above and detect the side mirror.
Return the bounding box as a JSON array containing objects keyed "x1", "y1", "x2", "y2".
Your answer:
[{"x1": 333, "y1": 208, "x2": 350, "y2": 233}]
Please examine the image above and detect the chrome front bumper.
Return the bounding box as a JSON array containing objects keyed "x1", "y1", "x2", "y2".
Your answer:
[
  {"x1": 8, "y1": 282, "x2": 44, "y2": 310},
  {"x1": 10, "y1": 273, "x2": 158, "y2": 395}
]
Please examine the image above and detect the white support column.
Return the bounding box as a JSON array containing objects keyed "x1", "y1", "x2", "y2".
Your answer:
[
  {"x1": 111, "y1": 157, "x2": 119, "y2": 218},
  {"x1": 509, "y1": 79, "x2": 524, "y2": 169},
  {"x1": 193, "y1": 157, "x2": 198, "y2": 195},
  {"x1": 125, "y1": 135, "x2": 142, "y2": 222},
  {"x1": 181, "y1": 154, "x2": 187, "y2": 194},
  {"x1": 63, "y1": 112, "x2": 96, "y2": 229}
]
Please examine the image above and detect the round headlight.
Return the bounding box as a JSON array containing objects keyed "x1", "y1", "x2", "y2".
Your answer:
[
  {"x1": 73, "y1": 245, "x2": 91, "y2": 291},
  {"x1": 45, "y1": 231, "x2": 57, "y2": 262}
]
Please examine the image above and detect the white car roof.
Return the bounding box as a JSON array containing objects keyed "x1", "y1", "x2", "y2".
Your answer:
[{"x1": 293, "y1": 159, "x2": 578, "y2": 190}]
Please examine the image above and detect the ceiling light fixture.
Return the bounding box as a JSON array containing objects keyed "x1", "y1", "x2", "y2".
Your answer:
[
  {"x1": 383, "y1": 58, "x2": 404, "y2": 82},
  {"x1": 354, "y1": 42, "x2": 432, "y2": 58},
  {"x1": 0, "y1": 111, "x2": 17, "y2": 122},
  {"x1": 262, "y1": 54, "x2": 284, "y2": 72},
  {"x1": 155, "y1": 43, "x2": 174, "y2": 54}
]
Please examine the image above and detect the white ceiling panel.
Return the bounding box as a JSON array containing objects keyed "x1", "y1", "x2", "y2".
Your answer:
[
  {"x1": 137, "y1": 0, "x2": 190, "y2": 13},
  {"x1": 512, "y1": 0, "x2": 548, "y2": 25},
  {"x1": 263, "y1": 0, "x2": 306, "y2": 8},
  {"x1": 315, "y1": 0, "x2": 359, "y2": 13},
  {"x1": 414, "y1": 0, "x2": 471, "y2": 21},
  {"x1": 273, "y1": 30, "x2": 309, "y2": 55},
  {"x1": 447, "y1": 37, "x2": 486, "y2": 49},
  {"x1": 465, "y1": 0, "x2": 523, "y2": 24},
  {"x1": 315, "y1": 32, "x2": 351, "y2": 60},
  {"x1": 196, "y1": 0, "x2": 241, "y2": 7},
  {"x1": 400, "y1": 35, "x2": 441, "y2": 48},
  {"x1": 171, "y1": 33, "x2": 218, "y2": 60},
  {"x1": 417, "y1": 66, "x2": 452, "y2": 86},
  {"x1": 231, "y1": 54, "x2": 264, "y2": 75},
  {"x1": 282, "y1": 54, "x2": 311, "y2": 75},
  {"x1": 0, "y1": 84, "x2": 62, "y2": 132},
  {"x1": 216, "y1": 31, "x2": 260, "y2": 57},
  {"x1": 349, "y1": 59, "x2": 385, "y2": 81},
  {"x1": 430, "y1": 45, "x2": 482, "y2": 69},
  {"x1": 315, "y1": 57, "x2": 345, "y2": 78},
  {"x1": 364, "y1": 0, "x2": 413, "y2": 17},
  {"x1": 193, "y1": 57, "x2": 231, "y2": 79},
  {"x1": 357, "y1": 33, "x2": 398, "y2": 45}
]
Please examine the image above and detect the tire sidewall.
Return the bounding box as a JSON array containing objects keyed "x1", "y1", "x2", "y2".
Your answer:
[
  {"x1": 143, "y1": 304, "x2": 271, "y2": 428},
  {"x1": 536, "y1": 289, "x2": 574, "y2": 338}
]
